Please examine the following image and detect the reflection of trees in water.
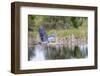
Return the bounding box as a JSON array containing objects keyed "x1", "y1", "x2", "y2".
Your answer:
[
  {"x1": 28, "y1": 46, "x2": 35, "y2": 61},
  {"x1": 73, "y1": 46, "x2": 82, "y2": 58},
  {"x1": 44, "y1": 45, "x2": 87, "y2": 60},
  {"x1": 28, "y1": 44, "x2": 88, "y2": 61},
  {"x1": 44, "y1": 45, "x2": 72, "y2": 59}
]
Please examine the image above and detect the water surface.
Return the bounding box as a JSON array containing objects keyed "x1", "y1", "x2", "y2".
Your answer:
[{"x1": 28, "y1": 44, "x2": 88, "y2": 61}]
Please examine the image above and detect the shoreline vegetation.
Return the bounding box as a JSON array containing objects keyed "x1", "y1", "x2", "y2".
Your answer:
[{"x1": 28, "y1": 27, "x2": 87, "y2": 48}]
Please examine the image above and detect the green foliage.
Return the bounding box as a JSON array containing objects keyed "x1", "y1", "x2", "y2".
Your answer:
[
  {"x1": 28, "y1": 15, "x2": 86, "y2": 30},
  {"x1": 71, "y1": 17, "x2": 83, "y2": 28},
  {"x1": 28, "y1": 15, "x2": 88, "y2": 38}
]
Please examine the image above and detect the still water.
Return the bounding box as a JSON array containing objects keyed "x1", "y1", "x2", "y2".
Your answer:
[{"x1": 28, "y1": 44, "x2": 88, "y2": 61}]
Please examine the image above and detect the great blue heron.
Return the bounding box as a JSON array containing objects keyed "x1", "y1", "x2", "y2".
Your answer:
[{"x1": 39, "y1": 26, "x2": 56, "y2": 43}]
